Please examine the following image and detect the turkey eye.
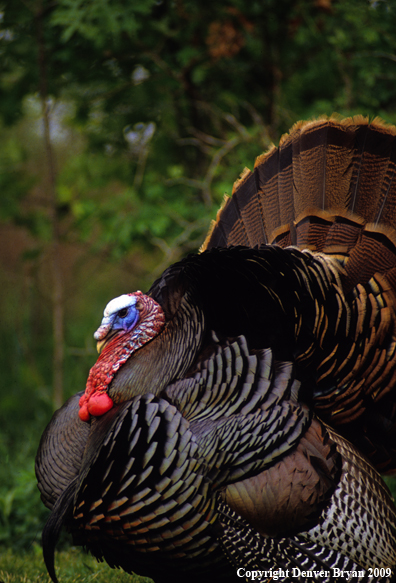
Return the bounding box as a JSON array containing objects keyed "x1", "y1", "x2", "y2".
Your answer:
[{"x1": 118, "y1": 308, "x2": 128, "y2": 318}]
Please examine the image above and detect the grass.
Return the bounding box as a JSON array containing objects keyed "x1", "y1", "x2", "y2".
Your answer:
[{"x1": 0, "y1": 546, "x2": 153, "y2": 583}]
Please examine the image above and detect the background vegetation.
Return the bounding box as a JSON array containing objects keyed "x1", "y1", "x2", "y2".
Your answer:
[{"x1": 1, "y1": 0, "x2": 396, "y2": 580}]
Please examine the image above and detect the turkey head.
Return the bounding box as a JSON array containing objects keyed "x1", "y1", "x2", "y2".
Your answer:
[
  {"x1": 79, "y1": 292, "x2": 165, "y2": 420},
  {"x1": 79, "y1": 279, "x2": 207, "y2": 421}
]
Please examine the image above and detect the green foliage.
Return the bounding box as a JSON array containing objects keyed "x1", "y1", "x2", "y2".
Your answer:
[
  {"x1": 0, "y1": 455, "x2": 47, "y2": 549},
  {"x1": 51, "y1": 0, "x2": 157, "y2": 46},
  {"x1": 283, "y1": 0, "x2": 396, "y2": 122}
]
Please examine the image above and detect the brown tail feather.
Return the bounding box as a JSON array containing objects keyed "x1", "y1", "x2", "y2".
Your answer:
[
  {"x1": 350, "y1": 119, "x2": 396, "y2": 222},
  {"x1": 202, "y1": 116, "x2": 396, "y2": 252}
]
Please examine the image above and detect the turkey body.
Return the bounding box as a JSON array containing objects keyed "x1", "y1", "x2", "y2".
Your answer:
[{"x1": 36, "y1": 117, "x2": 396, "y2": 583}]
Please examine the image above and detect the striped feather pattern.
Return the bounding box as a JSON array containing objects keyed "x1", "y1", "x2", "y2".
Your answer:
[
  {"x1": 218, "y1": 501, "x2": 393, "y2": 583},
  {"x1": 202, "y1": 116, "x2": 396, "y2": 254},
  {"x1": 36, "y1": 391, "x2": 89, "y2": 510},
  {"x1": 304, "y1": 428, "x2": 396, "y2": 570}
]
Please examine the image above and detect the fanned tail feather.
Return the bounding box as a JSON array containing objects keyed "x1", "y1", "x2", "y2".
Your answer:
[
  {"x1": 202, "y1": 115, "x2": 396, "y2": 296},
  {"x1": 202, "y1": 116, "x2": 396, "y2": 251}
]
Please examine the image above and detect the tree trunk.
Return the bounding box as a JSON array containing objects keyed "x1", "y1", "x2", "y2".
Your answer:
[{"x1": 36, "y1": 1, "x2": 64, "y2": 410}]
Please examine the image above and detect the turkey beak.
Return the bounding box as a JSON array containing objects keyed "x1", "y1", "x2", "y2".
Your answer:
[
  {"x1": 96, "y1": 339, "x2": 106, "y2": 354},
  {"x1": 96, "y1": 329, "x2": 119, "y2": 354}
]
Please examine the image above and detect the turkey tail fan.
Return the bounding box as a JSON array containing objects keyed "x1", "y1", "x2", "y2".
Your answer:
[
  {"x1": 201, "y1": 167, "x2": 266, "y2": 249},
  {"x1": 202, "y1": 116, "x2": 396, "y2": 253}
]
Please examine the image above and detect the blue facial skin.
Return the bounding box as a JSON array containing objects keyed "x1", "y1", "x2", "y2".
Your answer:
[{"x1": 113, "y1": 305, "x2": 140, "y2": 333}]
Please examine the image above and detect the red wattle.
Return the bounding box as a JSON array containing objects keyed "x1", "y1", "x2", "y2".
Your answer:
[
  {"x1": 87, "y1": 392, "x2": 114, "y2": 417},
  {"x1": 79, "y1": 401, "x2": 90, "y2": 422}
]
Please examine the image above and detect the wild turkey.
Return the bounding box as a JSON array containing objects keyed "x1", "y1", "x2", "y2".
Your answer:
[{"x1": 36, "y1": 116, "x2": 396, "y2": 583}]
